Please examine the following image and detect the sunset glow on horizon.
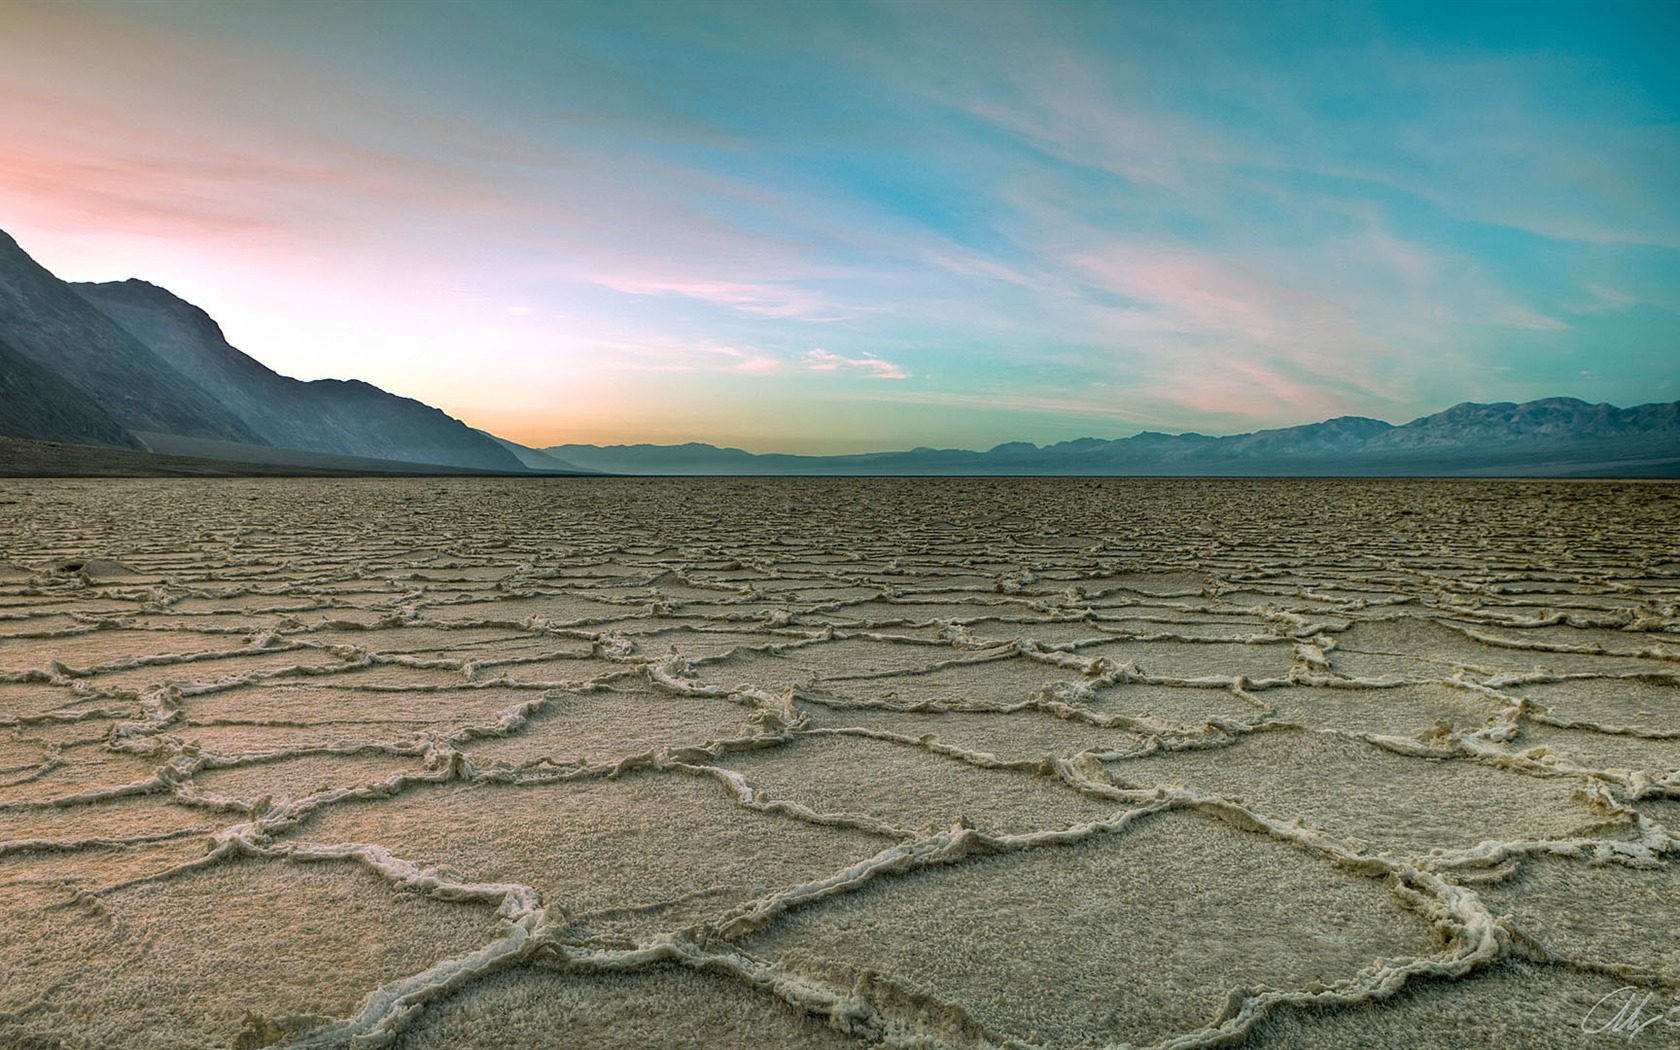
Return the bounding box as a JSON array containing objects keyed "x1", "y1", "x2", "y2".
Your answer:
[{"x1": 2, "y1": 0, "x2": 1675, "y2": 453}]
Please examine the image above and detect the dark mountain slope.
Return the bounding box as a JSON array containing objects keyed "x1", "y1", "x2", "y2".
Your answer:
[
  {"x1": 0, "y1": 230, "x2": 261, "y2": 444},
  {"x1": 0, "y1": 334, "x2": 141, "y2": 447},
  {"x1": 73, "y1": 279, "x2": 524, "y2": 471}
]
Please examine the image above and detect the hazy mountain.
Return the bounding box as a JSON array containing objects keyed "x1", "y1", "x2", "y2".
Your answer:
[
  {"x1": 73, "y1": 279, "x2": 525, "y2": 471},
  {"x1": 544, "y1": 442, "x2": 778, "y2": 474},
  {"x1": 548, "y1": 398, "x2": 1680, "y2": 477},
  {"x1": 477, "y1": 431, "x2": 598, "y2": 473},
  {"x1": 1375, "y1": 398, "x2": 1679, "y2": 448},
  {"x1": 0, "y1": 229, "x2": 262, "y2": 444}
]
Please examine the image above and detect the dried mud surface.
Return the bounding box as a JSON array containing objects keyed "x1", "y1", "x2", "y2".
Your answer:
[{"x1": 0, "y1": 476, "x2": 1677, "y2": 1049}]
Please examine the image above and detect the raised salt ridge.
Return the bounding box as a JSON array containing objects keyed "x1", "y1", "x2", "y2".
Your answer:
[{"x1": 0, "y1": 476, "x2": 1676, "y2": 1048}]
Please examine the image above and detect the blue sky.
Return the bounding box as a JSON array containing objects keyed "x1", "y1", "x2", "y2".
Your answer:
[{"x1": 1, "y1": 0, "x2": 1675, "y2": 451}]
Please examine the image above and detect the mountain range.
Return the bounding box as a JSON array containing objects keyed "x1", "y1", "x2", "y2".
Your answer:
[
  {"x1": 0, "y1": 227, "x2": 568, "y2": 474},
  {"x1": 0, "y1": 224, "x2": 1675, "y2": 478},
  {"x1": 544, "y1": 398, "x2": 1680, "y2": 477}
]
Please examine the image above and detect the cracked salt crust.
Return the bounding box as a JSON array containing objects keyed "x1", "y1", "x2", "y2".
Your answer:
[{"x1": 0, "y1": 475, "x2": 1675, "y2": 1049}]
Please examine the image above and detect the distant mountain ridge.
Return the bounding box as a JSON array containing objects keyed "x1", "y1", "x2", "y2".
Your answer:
[
  {"x1": 0, "y1": 226, "x2": 534, "y2": 472},
  {"x1": 548, "y1": 398, "x2": 1680, "y2": 477},
  {"x1": 476, "y1": 430, "x2": 597, "y2": 474}
]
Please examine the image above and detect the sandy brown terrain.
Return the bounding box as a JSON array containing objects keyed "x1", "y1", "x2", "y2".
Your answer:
[{"x1": 0, "y1": 476, "x2": 1677, "y2": 1049}]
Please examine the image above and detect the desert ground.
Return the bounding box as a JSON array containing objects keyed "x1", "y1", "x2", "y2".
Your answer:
[{"x1": 1, "y1": 476, "x2": 1677, "y2": 1049}]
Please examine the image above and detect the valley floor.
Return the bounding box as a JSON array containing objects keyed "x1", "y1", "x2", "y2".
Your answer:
[{"x1": 0, "y1": 476, "x2": 1677, "y2": 1049}]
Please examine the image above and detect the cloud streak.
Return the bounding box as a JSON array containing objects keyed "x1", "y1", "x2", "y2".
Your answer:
[
  {"x1": 596, "y1": 277, "x2": 840, "y2": 321},
  {"x1": 802, "y1": 349, "x2": 911, "y2": 380}
]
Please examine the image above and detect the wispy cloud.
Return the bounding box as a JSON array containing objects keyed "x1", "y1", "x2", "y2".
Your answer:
[
  {"x1": 803, "y1": 349, "x2": 910, "y2": 379},
  {"x1": 596, "y1": 277, "x2": 838, "y2": 321},
  {"x1": 708, "y1": 344, "x2": 783, "y2": 374}
]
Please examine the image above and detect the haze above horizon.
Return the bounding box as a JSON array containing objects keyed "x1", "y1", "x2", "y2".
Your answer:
[{"x1": 1, "y1": 0, "x2": 1675, "y2": 454}]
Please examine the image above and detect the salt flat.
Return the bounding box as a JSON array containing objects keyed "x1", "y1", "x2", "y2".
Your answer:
[{"x1": 0, "y1": 476, "x2": 1676, "y2": 1049}]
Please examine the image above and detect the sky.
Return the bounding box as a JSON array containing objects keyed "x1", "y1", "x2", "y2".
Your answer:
[{"x1": 0, "y1": 0, "x2": 1676, "y2": 453}]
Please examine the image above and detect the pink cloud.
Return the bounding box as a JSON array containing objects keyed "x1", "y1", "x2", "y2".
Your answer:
[
  {"x1": 802, "y1": 349, "x2": 910, "y2": 379},
  {"x1": 598, "y1": 277, "x2": 835, "y2": 320},
  {"x1": 708, "y1": 345, "x2": 783, "y2": 374},
  {"x1": 1068, "y1": 249, "x2": 1307, "y2": 345},
  {"x1": 1164, "y1": 358, "x2": 1348, "y2": 420}
]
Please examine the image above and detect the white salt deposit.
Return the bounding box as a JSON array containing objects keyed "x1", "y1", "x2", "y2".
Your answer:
[{"x1": 0, "y1": 476, "x2": 1676, "y2": 1048}]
